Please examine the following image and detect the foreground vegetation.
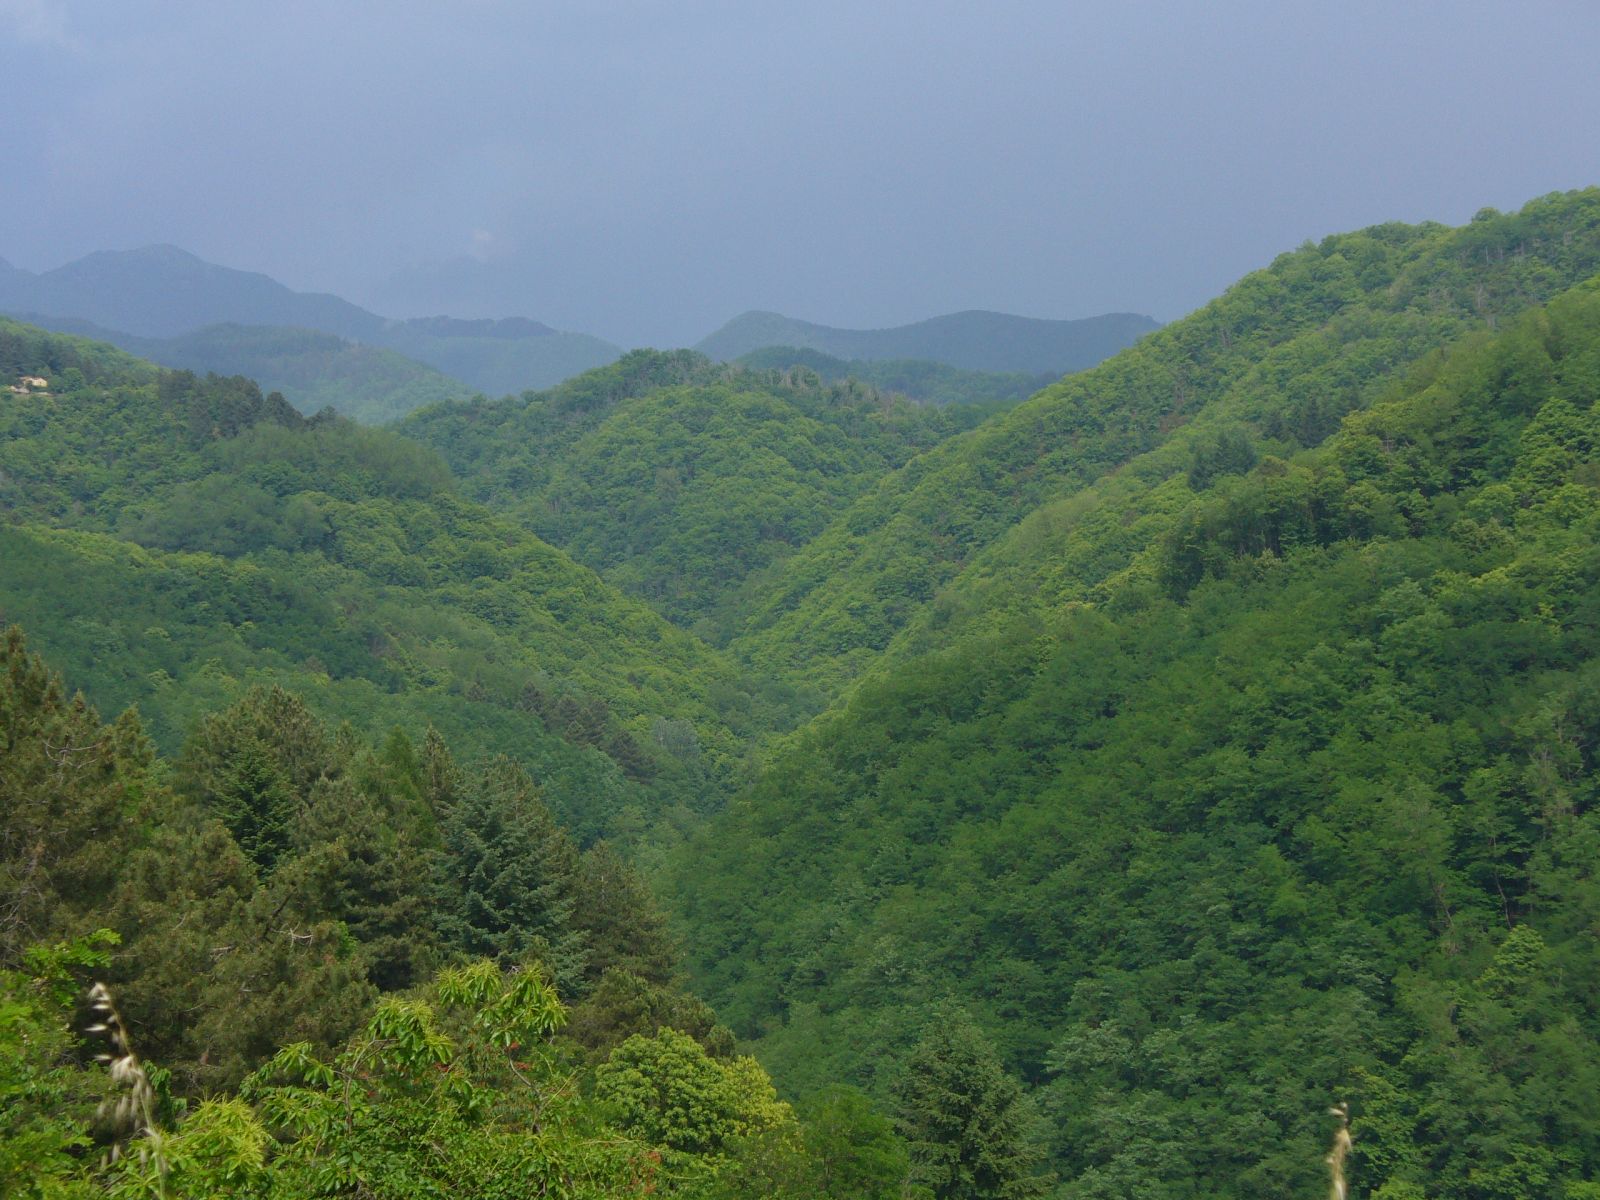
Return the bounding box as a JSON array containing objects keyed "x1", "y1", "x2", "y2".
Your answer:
[{"x1": 1, "y1": 634, "x2": 931, "y2": 1198}]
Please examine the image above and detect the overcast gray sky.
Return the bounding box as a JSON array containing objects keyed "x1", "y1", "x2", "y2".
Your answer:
[{"x1": 4, "y1": 0, "x2": 1598, "y2": 346}]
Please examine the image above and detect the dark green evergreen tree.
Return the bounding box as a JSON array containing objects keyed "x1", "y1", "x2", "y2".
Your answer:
[
  {"x1": 894, "y1": 1007, "x2": 1050, "y2": 1200},
  {"x1": 281, "y1": 773, "x2": 437, "y2": 991},
  {"x1": 107, "y1": 807, "x2": 374, "y2": 1092},
  {"x1": 0, "y1": 627, "x2": 147, "y2": 962},
  {"x1": 573, "y1": 839, "x2": 678, "y2": 987},
  {"x1": 419, "y1": 725, "x2": 461, "y2": 816},
  {"x1": 434, "y1": 757, "x2": 587, "y2": 987},
  {"x1": 177, "y1": 687, "x2": 336, "y2": 872}
]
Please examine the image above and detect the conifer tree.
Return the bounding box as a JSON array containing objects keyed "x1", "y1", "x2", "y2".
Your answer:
[
  {"x1": 281, "y1": 773, "x2": 437, "y2": 991},
  {"x1": 573, "y1": 839, "x2": 678, "y2": 987},
  {"x1": 894, "y1": 1007, "x2": 1050, "y2": 1200},
  {"x1": 435, "y1": 757, "x2": 587, "y2": 987},
  {"x1": 177, "y1": 686, "x2": 337, "y2": 872},
  {"x1": 419, "y1": 725, "x2": 460, "y2": 816},
  {"x1": 0, "y1": 627, "x2": 145, "y2": 962}
]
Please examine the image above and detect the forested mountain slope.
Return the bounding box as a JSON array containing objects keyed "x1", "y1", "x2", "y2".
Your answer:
[
  {"x1": 8, "y1": 195, "x2": 1600, "y2": 1199},
  {"x1": 677, "y1": 274, "x2": 1600, "y2": 1197},
  {"x1": 0, "y1": 244, "x2": 625, "y2": 395},
  {"x1": 733, "y1": 344, "x2": 1053, "y2": 408},
  {"x1": 0, "y1": 319, "x2": 790, "y2": 841},
  {"x1": 696, "y1": 308, "x2": 1158, "y2": 374},
  {"x1": 9, "y1": 314, "x2": 473, "y2": 423},
  {"x1": 727, "y1": 192, "x2": 1600, "y2": 694},
  {"x1": 402, "y1": 351, "x2": 1000, "y2": 642}
]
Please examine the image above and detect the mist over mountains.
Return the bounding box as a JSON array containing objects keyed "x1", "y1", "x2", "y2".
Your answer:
[
  {"x1": 0, "y1": 245, "x2": 1157, "y2": 418},
  {"x1": 698, "y1": 309, "x2": 1159, "y2": 374},
  {"x1": 0, "y1": 244, "x2": 377, "y2": 340},
  {"x1": 0, "y1": 245, "x2": 621, "y2": 400}
]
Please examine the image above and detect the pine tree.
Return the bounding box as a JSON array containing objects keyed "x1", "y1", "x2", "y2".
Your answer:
[
  {"x1": 573, "y1": 839, "x2": 678, "y2": 987},
  {"x1": 894, "y1": 1007, "x2": 1050, "y2": 1200},
  {"x1": 0, "y1": 626, "x2": 146, "y2": 962},
  {"x1": 281, "y1": 773, "x2": 437, "y2": 991},
  {"x1": 177, "y1": 686, "x2": 337, "y2": 872},
  {"x1": 419, "y1": 725, "x2": 460, "y2": 816},
  {"x1": 434, "y1": 757, "x2": 587, "y2": 988}
]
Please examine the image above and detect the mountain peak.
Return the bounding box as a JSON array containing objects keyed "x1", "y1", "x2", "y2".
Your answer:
[
  {"x1": 69, "y1": 244, "x2": 209, "y2": 271},
  {"x1": 125, "y1": 243, "x2": 205, "y2": 263}
]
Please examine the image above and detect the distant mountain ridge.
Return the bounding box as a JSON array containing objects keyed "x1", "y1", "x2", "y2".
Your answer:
[
  {"x1": 0, "y1": 245, "x2": 623, "y2": 397},
  {"x1": 10, "y1": 313, "x2": 470, "y2": 424},
  {"x1": 732, "y1": 345, "x2": 1052, "y2": 408},
  {"x1": 696, "y1": 307, "x2": 1159, "y2": 374},
  {"x1": 0, "y1": 244, "x2": 381, "y2": 340},
  {"x1": 3, "y1": 245, "x2": 1157, "y2": 397}
]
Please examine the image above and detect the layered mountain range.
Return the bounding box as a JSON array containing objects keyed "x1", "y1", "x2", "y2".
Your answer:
[{"x1": 1, "y1": 245, "x2": 1154, "y2": 420}]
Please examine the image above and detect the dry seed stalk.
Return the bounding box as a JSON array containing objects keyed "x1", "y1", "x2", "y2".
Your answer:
[
  {"x1": 85, "y1": 981, "x2": 163, "y2": 1171},
  {"x1": 1327, "y1": 1101, "x2": 1352, "y2": 1200}
]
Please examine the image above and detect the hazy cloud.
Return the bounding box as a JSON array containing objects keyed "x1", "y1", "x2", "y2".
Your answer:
[
  {"x1": 5, "y1": 1, "x2": 1599, "y2": 345},
  {"x1": 0, "y1": 0, "x2": 78, "y2": 49}
]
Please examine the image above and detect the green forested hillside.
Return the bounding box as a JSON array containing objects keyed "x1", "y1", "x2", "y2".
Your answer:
[
  {"x1": 677, "y1": 271, "x2": 1600, "y2": 1197},
  {"x1": 727, "y1": 192, "x2": 1600, "y2": 694},
  {"x1": 696, "y1": 308, "x2": 1158, "y2": 374},
  {"x1": 402, "y1": 351, "x2": 997, "y2": 641},
  {"x1": 10, "y1": 315, "x2": 475, "y2": 422},
  {"x1": 0, "y1": 319, "x2": 790, "y2": 841},
  {"x1": 733, "y1": 345, "x2": 1052, "y2": 408},
  {"x1": 9, "y1": 194, "x2": 1600, "y2": 1200}
]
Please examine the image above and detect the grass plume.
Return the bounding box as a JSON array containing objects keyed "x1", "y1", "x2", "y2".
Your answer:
[
  {"x1": 1327, "y1": 1101, "x2": 1352, "y2": 1200},
  {"x1": 85, "y1": 980, "x2": 165, "y2": 1176}
]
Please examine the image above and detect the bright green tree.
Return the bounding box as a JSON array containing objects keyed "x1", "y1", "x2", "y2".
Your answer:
[
  {"x1": 595, "y1": 1026, "x2": 793, "y2": 1157},
  {"x1": 799, "y1": 1084, "x2": 909, "y2": 1200}
]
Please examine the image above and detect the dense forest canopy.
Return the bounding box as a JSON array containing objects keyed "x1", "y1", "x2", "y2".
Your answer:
[
  {"x1": 0, "y1": 318, "x2": 796, "y2": 847},
  {"x1": 5, "y1": 191, "x2": 1600, "y2": 1198},
  {"x1": 676, "y1": 203, "x2": 1600, "y2": 1198},
  {"x1": 732, "y1": 345, "x2": 1055, "y2": 408},
  {"x1": 721, "y1": 190, "x2": 1600, "y2": 694},
  {"x1": 401, "y1": 350, "x2": 1012, "y2": 642}
]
